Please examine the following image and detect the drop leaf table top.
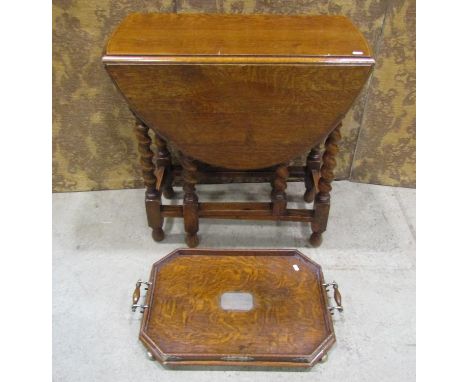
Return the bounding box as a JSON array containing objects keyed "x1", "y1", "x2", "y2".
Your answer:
[{"x1": 103, "y1": 13, "x2": 374, "y2": 170}]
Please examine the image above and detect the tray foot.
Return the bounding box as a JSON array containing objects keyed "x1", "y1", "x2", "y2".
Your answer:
[{"x1": 319, "y1": 353, "x2": 328, "y2": 363}]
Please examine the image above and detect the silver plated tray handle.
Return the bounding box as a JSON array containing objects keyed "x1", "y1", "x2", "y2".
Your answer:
[
  {"x1": 322, "y1": 281, "x2": 343, "y2": 314},
  {"x1": 132, "y1": 279, "x2": 151, "y2": 313}
]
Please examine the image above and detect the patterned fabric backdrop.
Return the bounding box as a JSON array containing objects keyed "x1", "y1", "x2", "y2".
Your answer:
[{"x1": 52, "y1": 0, "x2": 415, "y2": 192}]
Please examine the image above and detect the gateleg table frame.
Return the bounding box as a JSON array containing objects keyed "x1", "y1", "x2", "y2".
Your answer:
[{"x1": 134, "y1": 116, "x2": 342, "y2": 248}]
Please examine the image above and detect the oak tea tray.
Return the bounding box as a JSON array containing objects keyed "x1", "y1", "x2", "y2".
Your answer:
[{"x1": 132, "y1": 249, "x2": 343, "y2": 368}]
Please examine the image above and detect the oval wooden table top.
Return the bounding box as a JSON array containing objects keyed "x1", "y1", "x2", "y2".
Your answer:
[{"x1": 104, "y1": 13, "x2": 374, "y2": 170}]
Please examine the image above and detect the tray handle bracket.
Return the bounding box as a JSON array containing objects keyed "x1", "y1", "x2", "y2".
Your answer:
[
  {"x1": 132, "y1": 280, "x2": 152, "y2": 313},
  {"x1": 322, "y1": 281, "x2": 343, "y2": 314}
]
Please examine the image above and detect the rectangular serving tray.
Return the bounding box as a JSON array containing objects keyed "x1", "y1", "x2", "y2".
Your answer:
[{"x1": 132, "y1": 249, "x2": 342, "y2": 368}]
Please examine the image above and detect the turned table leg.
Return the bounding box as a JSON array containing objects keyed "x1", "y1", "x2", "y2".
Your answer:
[
  {"x1": 134, "y1": 119, "x2": 164, "y2": 242},
  {"x1": 271, "y1": 164, "x2": 289, "y2": 216},
  {"x1": 179, "y1": 153, "x2": 200, "y2": 248},
  {"x1": 310, "y1": 124, "x2": 341, "y2": 247},
  {"x1": 153, "y1": 133, "x2": 175, "y2": 199},
  {"x1": 304, "y1": 145, "x2": 321, "y2": 203}
]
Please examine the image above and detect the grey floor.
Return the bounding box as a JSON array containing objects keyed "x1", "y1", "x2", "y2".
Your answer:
[{"x1": 53, "y1": 181, "x2": 415, "y2": 382}]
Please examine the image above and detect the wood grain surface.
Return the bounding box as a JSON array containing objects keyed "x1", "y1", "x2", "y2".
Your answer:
[
  {"x1": 140, "y1": 249, "x2": 335, "y2": 367},
  {"x1": 106, "y1": 13, "x2": 371, "y2": 58},
  {"x1": 104, "y1": 13, "x2": 373, "y2": 170},
  {"x1": 106, "y1": 63, "x2": 372, "y2": 169}
]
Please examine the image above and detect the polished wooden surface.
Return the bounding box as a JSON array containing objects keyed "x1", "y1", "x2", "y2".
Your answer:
[
  {"x1": 106, "y1": 13, "x2": 371, "y2": 58},
  {"x1": 104, "y1": 13, "x2": 373, "y2": 170},
  {"x1": 106, "y1": 64, "x2": 371, "y2": 170},
  {"x1": 140, "y1": 249, "x2": 335, "y2": 367},
  {"x1": 103, "y1": 14, "x2": 374, "y2": 246}
]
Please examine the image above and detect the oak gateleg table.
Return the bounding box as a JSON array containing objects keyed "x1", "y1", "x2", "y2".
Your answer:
[{"x1": 103, "y1": 13, "x2": 374, "y2": 248}]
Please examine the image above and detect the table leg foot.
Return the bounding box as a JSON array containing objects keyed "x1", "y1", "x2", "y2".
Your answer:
[
  {"x1": 152, "y1": 228, "x2": 165, "y2": 242},
  {"x1": 303, "y1": 190, "x2": 315, "y2": 203},
  {"x1": 185, "y1": 233, "x2": 199, "y2": 248},
  {"x1": 309, "y1": 232, "x2": 323, "y2": 247},
  {"x1": 163, "y1": 187, "x2": 175, "y2": 199}
]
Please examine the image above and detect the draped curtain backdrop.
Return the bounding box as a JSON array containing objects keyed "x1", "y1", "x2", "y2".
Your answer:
[{"x1": 52, "y1": 0, "x2": 415, "y2": 192}]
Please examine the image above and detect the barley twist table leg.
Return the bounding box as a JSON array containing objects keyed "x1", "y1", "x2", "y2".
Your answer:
[
  {"x1": 304, "y1": 145, "x2": 321, "y2": 203},
  {"x1": 310, "y1": 124, "x2": 341, "y2": 247},
  {"x1": 179, "y1": 153, "x2": 200, "y2": 248},
  {"x1": 134, "y1": 119, "x2": 164, "y2": 242},
  {"x1": 154, "y1": 133, "x2": 175, "y2": 199},
  {"x1": 271, "y1": 164, "x2": 289, "y2": 216}
]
